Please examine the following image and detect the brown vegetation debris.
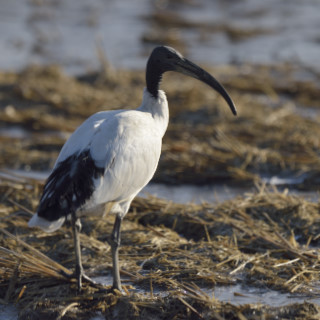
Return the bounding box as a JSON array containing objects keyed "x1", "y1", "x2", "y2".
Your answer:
[{"x1": 0, "y1": 173, "x2": 319, "y2": 319}]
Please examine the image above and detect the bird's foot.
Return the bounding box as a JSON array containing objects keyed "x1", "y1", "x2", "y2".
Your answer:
[
  {"x1": 60, "y1": 269, "x2": 104, "y2": 291},
  {"x1": 60, "y1": 270, "x2": 124, "y2": 295},
  {"x1": 81, "y1": 273, "x2": 100, "y2": 287}
]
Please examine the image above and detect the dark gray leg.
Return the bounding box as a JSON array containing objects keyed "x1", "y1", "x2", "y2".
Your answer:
[
  {"x1": 107, "y1": 215, "x2": 123, "y2": 291},
  {"x1": 71, "y1": 211, "x2": 83, "y2": 290},
  {"x1": 69, "y1": 212, "x2": 100, "y2": 290}
]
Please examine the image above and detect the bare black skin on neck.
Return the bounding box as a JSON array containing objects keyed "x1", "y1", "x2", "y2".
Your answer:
[
  {"x1": 146, "y1": 56, "x2": 163, "y2": 98},
  {"x1": 145, "y1": 46, "x2": 179, "y2": 98}
]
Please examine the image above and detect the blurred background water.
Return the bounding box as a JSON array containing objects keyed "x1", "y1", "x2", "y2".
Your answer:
[{"x1": 0, "y1": 0, "x2": 319, "y2": 74}]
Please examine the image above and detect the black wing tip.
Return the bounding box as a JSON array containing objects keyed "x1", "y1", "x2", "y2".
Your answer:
[
  {"x1": 37, "y1": 205, "x2": 63, "y2": 222},
  {"x1": 37, "y1": 150, "x2": 104, "y2": 222}
]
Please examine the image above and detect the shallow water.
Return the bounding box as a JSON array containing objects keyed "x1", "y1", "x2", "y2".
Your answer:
[
  {"x1": 0, "y1": 0, "x2": 319, "y2": 74},
  {"x1": 93, "y1": 275, "x2": 320, "y2": 307},
  {"x1": 2, "y1": 169, "x2": 319, "y2": 204},
  {"x1": 212, "y1": 284, "x2": 320, "y2": 307},
  {"x1": 0, "y1": 126, "x2": 68, "y2": 140},
  {"x1": 1, "y1": 279, "x2": 319, "y2": 320},
  {"x1": 142, "y1": 182, "x2": 248, "y2": 204},
  {"x1": 0, "y1": 305, "x2": 19, "y2": 320}
]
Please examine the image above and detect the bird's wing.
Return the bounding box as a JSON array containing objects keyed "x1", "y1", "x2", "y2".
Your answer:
[
  {"x1": 37, "y1": 110, "x2": 123, "y2": 221},
  {"x1": 55, "y1": 110, "x2": 121, "y2": 165}
]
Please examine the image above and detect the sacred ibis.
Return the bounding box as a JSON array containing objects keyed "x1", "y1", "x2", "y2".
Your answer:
[{"x1": 28, "y1": 46, "x2": 237, "y2": 291}]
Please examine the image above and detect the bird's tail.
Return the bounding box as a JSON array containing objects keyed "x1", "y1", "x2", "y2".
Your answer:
[{"x1": 28, "y1": 213, "x2": 65, "y2": 233}]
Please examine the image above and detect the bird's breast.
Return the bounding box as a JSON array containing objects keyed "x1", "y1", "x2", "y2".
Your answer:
[{"x1": 91, "y1": 115, "x2": 163, "y2": 207}]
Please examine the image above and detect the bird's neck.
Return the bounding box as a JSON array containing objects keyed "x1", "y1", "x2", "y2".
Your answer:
[
  {"x1": 146, "y1": 59, "x2": 163, "y2": 98},
  {"x1": 138, "y1": 89, "x2": 169, "y2": 138}
]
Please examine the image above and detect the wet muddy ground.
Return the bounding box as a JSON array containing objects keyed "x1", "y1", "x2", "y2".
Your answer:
[{"x1": 0, "y1": 61, "x2": 319, "y2": 319}]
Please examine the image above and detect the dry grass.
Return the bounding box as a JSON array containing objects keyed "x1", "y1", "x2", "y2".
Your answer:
[{"x1": 0, "y1": 171, "x2": 320, "y2": 319}]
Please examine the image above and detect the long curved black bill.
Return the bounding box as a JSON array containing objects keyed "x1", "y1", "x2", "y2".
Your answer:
[{"x1": 175, "y1": 58, "x2": 237, "y2": 116}]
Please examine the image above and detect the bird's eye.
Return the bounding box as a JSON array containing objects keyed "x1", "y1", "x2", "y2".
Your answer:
[{"x1": 167, "y1": 54, "x2": 173, "y2": 59}]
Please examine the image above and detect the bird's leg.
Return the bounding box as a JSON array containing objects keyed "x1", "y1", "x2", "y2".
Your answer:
[
  {"x1": 71, "y1": 211, "x2": 84, "y2": 290},
  {"x1": 68, "y1": 212, "x2": 101, "y2": 290},
  {"x1": 107, "y1": 215, "x2": 123, "y2": 291}
]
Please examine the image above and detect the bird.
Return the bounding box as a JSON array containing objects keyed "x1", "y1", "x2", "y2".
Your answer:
[{"x1": 28, "y1": 46, "x2": 237, "y2": 292}]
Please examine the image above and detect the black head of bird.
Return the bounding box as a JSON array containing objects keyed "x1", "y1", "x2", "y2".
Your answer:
[{"x1": 146, "y1": 46, "x2": 237, "y2": 116}]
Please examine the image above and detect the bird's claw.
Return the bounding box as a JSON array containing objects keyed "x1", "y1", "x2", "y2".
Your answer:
[{"x1": 60, "y1": 269, "x2": 103, "y2": 290}]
